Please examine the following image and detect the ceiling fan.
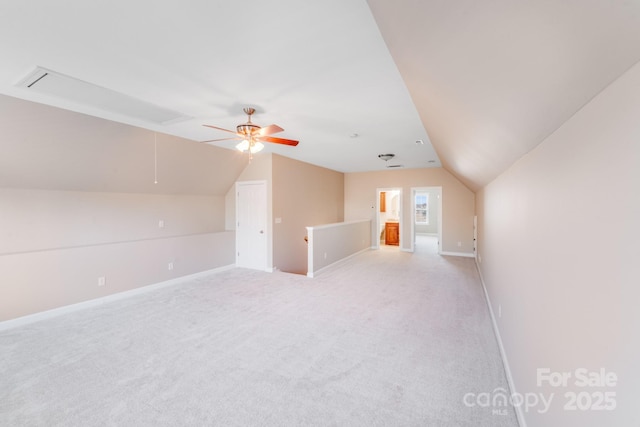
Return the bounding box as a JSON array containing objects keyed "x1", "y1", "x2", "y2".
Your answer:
[{"x1": 202, "y1": 107, "x2": 299, "y2": 158}]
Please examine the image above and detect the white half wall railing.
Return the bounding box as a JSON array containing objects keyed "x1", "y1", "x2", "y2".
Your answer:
[{"x1": 306, "y1": 220, "x2": 371, "y2": 278}]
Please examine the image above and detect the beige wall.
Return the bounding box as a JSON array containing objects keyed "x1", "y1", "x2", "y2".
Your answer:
[
  {"x1": 0, "y1": 96, "x2": 245, "y2": 321},
  {"x1": 0, "y1": 95, "x2": 247, "y2": 195},
  {"x1": 272, "y1": 154, "x2": 344, "y2": 274},
  {"x1": 0, "y1": 189, "x2": 233, "y2": 321},
  {"x1": 344, "y1": 168, "x2": 474, "y2": 253},
  {"x1": 226, "y1": 154, "x2": 344, "y2": 274},
  {"x1": 0, "y1": 189, "x2": 224, "y2": 253},
  {"x1": 0, "y1": 230, "x2": 234, "y2": 321},
  {"x1": 476, "y1": 62, "x2": 640, "y2": 426}
]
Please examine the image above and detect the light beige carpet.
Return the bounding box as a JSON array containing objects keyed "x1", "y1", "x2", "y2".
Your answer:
[{"x1": 0, "y1": 237, "x2": 517, "y2": 426}]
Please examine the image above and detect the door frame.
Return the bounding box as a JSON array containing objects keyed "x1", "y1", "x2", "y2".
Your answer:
[
  {"x1": 375, "y1": 187, "x2": 403, "y2": 250},
  {"x1": 410, "y1": 186, "x2": 442, "y2": 254},
  {"x1": 235, "y1": 180, "x2": 268, "y2": 271}
]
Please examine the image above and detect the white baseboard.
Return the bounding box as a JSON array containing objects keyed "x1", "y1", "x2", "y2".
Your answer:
[
  {"x1": 0, "y1": 264, "x2": 236, "y2": 331},
  {"x1": 307, "y1": 247, "x2": 370, "y2": 278},
  {"x1": 475, "y1": 260, "x2": 527, "y2": 427},
  {"x1": 440, "y1": 251, "x2": 475, "y2": 258}
]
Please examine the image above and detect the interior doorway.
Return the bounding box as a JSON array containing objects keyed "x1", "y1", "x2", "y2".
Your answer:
[
  {"x1": 376, "y1": 188, "x2": 402, "y2": 250},
  {"x1": 410, "y1": 187, "x2": 442, "y2": 254},
  {"x1": 236, "y1": 180, "x2": 267, "y2": 270}
]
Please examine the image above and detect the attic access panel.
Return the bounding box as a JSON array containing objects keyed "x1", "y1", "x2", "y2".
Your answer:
[{"x1": 16, "y1": 67, "x2": 189, "y2": 124}]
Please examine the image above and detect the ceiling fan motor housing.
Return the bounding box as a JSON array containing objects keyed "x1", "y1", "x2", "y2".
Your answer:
[
  {"x1": 237, "y1": 123, "x2": 260, "y2": 136},
  {"x1": 238, "y1": 107, "x2": 260, "y2": 136}
]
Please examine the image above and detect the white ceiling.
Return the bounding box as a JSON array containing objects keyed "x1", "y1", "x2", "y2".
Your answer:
[
  {"x1": 1, "y1": 0, "x2": 639, "y2": 190},
  {"x1": 0, "y1": 0, "x2": 438, "y2": 176}
]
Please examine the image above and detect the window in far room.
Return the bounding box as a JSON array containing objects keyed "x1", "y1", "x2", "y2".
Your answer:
[{"x1": 415, "y1": 193, "x2": 429, "y2": 224}]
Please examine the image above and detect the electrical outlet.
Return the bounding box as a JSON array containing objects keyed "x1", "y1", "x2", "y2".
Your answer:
[
  {"x1": 324, "y1": 252, "x2": 327, "y2": 260},
  {"x1": 158, "y1": 220, "x2": 164, "y2": 228},
  {"x1": 275, "y1": 217, "x2": 282, "y2": 224},
  {"x1": 457, "y1": 241, "x2": 462, "y2": 247},
  {"x1": 168, "y1": 262, "x2": 174, "y2": 271},
  {"x1": 498, "y1": 304, "x2": 502, "y2": 318},
  {"x1": 98, "y1": 276, "x2": 106, "y2": 287}
]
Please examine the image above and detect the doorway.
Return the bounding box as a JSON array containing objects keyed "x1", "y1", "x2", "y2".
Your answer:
[
  {"x1": 376, "y1": 188, "x2": 402, "y2": 250},
  {"x1": 410, "y1": 187, "x2": 442, "y2": 254},
  {"x1": 236, "y1": 181, "x2": 267, "y2": 270}
]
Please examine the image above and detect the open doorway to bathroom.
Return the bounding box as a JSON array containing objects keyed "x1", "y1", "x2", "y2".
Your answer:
[
  {"x1": 411, "y1": 187, "x2": 442, "y2": 254},
  {"x1": 376, "y1": 188, "x2": 402, "y2": 250}
]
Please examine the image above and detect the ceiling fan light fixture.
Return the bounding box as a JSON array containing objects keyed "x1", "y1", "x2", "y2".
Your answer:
[
  {"x1": 236, "y1": 139, "x2": 250, "y2": 152},
  {"x1": 236, "y1": 139, "x2": 264, "y2": 154},
  {"x1": 378, "y1": 153, "x2": 395, "y2": 161},
  {"x1": 250, "y1": 142, "x2": 264, "y2": 153},
  {"x1": 202, "y1": 107, "x2": 298, "y2": 157}
]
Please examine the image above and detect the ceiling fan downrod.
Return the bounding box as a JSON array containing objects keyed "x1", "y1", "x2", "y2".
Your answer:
[{"x1": 237, "y1": 107, "x2": 260, "y2": 136}]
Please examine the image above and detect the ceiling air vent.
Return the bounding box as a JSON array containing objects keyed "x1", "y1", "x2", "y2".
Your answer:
[
  {"x1": 387, "y1": 164, "x2": 404, "y2": 169},
  {"x1": 16, "y1": 67, "x2": 190, "y2": 124}
]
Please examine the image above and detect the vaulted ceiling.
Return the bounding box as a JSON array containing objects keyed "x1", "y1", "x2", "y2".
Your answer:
[
  {"x1": 1, "y1": 0, "x2": 639, "y2": 191},
  {"x1": 368, "y1": 0, "x2": 640, "y2": 190}
]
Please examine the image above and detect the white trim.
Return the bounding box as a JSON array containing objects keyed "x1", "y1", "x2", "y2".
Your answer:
[
  {"x1": 376, "y1": 187, "x2": 403, "y2": 250},
  {"x1": 307, "y1": 247, "x2": 370, "y2": 278},
  {"x1": 0, "y1": 265, "x2": 235, "y2": 331},
  {"x1": 475, "y1": 260, "x2": 526, "y2": 427},
  {"x1": 410, "y1": 187, "x2": 442, "y2": 254},
  {"x1": 308, "y1": 219, "x2": 370, "y2": 230},
  {"x1": 437, "y1": 191, "x2": 443, "y2": 254},
  {"x1": 440, "y1": 251, "x2": 475, "y2": 258},
  {"x1": 235, "y1": 180, "x2": 268, "y2": 271},
  {"x1": 306, "y1": 226, "x2": 314, "y2": 276}
]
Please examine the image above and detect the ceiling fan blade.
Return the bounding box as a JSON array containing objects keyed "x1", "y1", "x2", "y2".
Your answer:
[
  {"x1": 259, "y1": 124, "x2": 284, "y2": 136},
  {"x1": 202, "y1": 124, "x2": 239, "y2": 135},
  {"x1": 258, "y1": 135, "x2": 299, "y2": 146},
  {"x1": 201, "y1": 137, "x2": 241, "y2": 143}
]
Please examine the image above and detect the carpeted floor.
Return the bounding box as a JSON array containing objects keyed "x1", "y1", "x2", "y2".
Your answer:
[{"x1": 0, "y1": 236, "x2": 518, "y2": 426}]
